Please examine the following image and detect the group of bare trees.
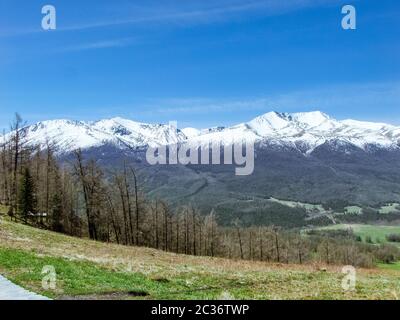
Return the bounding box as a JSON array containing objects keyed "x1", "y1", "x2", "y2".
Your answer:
[
  {"x1": 1, "y1": 114, "x2": 399, "y2": 268},
  {"x1": 0, "y1": 115, "x2": 83, "y2": 235},
  {"x1": 73, "y1": 154, "x2": 222, "y2": 257}
]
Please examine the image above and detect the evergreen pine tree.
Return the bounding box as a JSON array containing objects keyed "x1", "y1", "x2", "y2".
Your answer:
[
  {"x1": 51, "y1": 191, "x2": 63, "y2": 232},
  {"x1": 18, "y1": 167, "x2": 37, "y2": 221}
]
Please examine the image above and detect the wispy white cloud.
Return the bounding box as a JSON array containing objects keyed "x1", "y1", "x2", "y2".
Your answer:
[
  {"x1": 59, "y1": 37, "x2": 137, "y2": 52},
  {"x1": 136, "y1": 81, "x2": 400, "y2": 125},
  {"x1": 0, "y1": 27, "x2": 39, "y2": 38},
  {"x1": 62, "y1": 0, "x2": 342, "y2": 31}
]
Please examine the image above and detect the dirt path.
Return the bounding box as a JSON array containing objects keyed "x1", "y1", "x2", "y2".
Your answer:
[{"x1": 0, "y1": 275, "x2": 49, "y2": 300}]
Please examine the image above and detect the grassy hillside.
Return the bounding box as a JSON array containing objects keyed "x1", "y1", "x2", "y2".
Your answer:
[{"x1": 0, "y1": 217, "x2": 400, "y2": 300}]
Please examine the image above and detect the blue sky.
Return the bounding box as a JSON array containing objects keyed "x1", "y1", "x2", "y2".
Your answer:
[{"x1": 0, "y1": 0, "x2": 399, "y2": 130}]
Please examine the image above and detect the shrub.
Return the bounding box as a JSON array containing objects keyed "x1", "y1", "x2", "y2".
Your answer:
[
  {"x1": 375, "y1": 244, "x2": 400, "y2": 264},
  {"x1": 365, "y1": 236, "x2": 373, "y2": 244},
  {"x1": 386, "y1": 234, "x2": 400, "y2": 243}
]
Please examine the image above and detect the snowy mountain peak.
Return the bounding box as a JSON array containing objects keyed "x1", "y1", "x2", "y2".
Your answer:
[
  {"x1": 187, "y1": 111, "x2": 400, "y2": 152},
  {"x1": 247, "y1": 112, "x2": 290, "y2": 136},
  {"x1": 287, "y1": 111, "x2": 331, "y2": 126},
  {"x1": 5, "y1": 111, "x2": 400, "y2": 154},
  {"x1": 248, "y1": 111, "x2": 331, "y2": 129}
]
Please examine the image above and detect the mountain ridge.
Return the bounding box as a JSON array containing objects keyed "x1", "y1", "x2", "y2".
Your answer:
[{"x1": 4, "y1": 111, "x2": 399, "y2": 155}]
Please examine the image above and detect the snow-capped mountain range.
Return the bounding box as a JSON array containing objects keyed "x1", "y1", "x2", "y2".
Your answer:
[{"x1": 3, "y1": 111, "x2": 400, "y2": 154}]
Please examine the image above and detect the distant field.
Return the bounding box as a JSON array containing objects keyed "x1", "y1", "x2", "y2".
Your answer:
[
  {"x1": 378, "y1": 261, "x2": 400, "y2": 271},
  {"x1": 319, "y1": 224, "x2": 400, "y2": 245},
  {"x1": 344, "y1": 206, "x2": 363, "y2": 215},
  {"x1": 1, "y1": 218, "x2": 400, "y2": 299},
  {"x1": 269, "y1": 198, "x2": 400, "y2": 218},
  {"x1": 379, "y1": 203, "x2": 400, "y2": 214},
  {"x1": 269, "y1": 198, "x2": 400, "y2": 214},
  {"x1": 268, "y1": 198, "x2": 325, "y2": 212}
]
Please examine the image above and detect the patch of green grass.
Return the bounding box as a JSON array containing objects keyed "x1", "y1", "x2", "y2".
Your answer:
[
  {"x1": 378, "y1": 261, "x2": 400, "y2": 271},
  {"x1": 0, "y1": 247, "x2": 239, "y2": 300},
  {"x1": 0, "y1": 247, "x2": 158, "y2": 299},
  {"x1": 319, "y1": 224, "x2": 400, "y2": 246}
]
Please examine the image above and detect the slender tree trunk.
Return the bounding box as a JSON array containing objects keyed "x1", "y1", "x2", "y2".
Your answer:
[
  {"x1": 116, "y1": 177, "x2": 129, "y2": 245},
  {"x1": 164, "y1": 208, "x2": 168, "y2": 251},
  {"x1": 123, "y1": 164, "x2": 134, "y2": 245},
  {"x1": 274, "y1": 231, "x2": 280, "y2": 263},
  {"x1": 176, "y1": 218, "x2": 180, "y2": 253},
  {"x1": 192, "y1": 209, "x2": 196, "y2": 256},
  {"x1": 259, "y1": 229, "x2": 263, "y2": 261},
  {"x1": 155, "y1": 202, "x2": 159, "y2": 249},
  {"x1": 249, "y1": 230, "x2": 253, "y2": 260},
  {"x1": 236, "y1": 226, "x2": 244, "y2": 260},
  {"x1": 199, "y1": 221, "x2": 202, "y2": 256},
  {"x1": 130, "y1": 167, "x2": 140, "y2": 246},
  {"x1": 75, "y1": 151, "x2": 96, "y2": 240},
  {"x1": 185, "y1": 210, "x2": 189, "y2": 255},
  {"x1": 106, "y1": 195, "x2": 121, "y2": 244}
]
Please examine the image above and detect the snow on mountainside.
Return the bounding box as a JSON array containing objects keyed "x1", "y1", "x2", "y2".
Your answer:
[
  {"x1": 185, "y1": 111, "x2": 400, "y2": 152},
  {"x1": 92, "y1": 117, "x2": 186, "y2": 148},
  {"x1": 3, "y1": 111, "x2": 400, "y2": 154},
  {"x1": 181, "y1": 127, "x2": 201, "y2": 139},
  {"x1": 3, "y1": 118, "x2": 186, "y2": 153}
]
